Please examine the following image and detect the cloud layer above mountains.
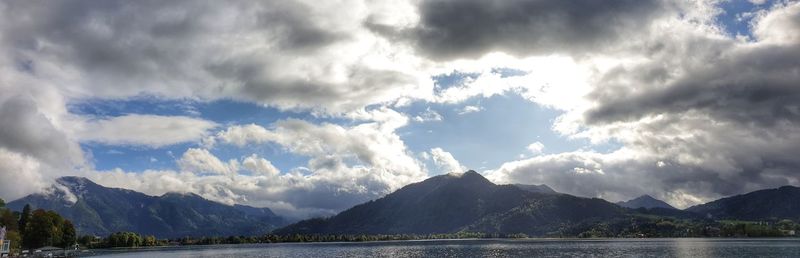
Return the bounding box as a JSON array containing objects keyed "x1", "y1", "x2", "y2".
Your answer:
[{"x1": 1, "y1": 0, "x2": 799, "y2": 216}]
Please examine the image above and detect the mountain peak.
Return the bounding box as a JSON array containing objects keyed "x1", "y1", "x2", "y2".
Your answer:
[
  {"x1": 445, "y1": 170, "x2": 479, "y2": 177},
  {"x1": 56, "y1": 176, "x2": 94, "y2": 187},
  {"x1": 443, "y1": 170, "x2": 493, "y2": 186},
  {"x1": 50, "y1": 176, "x2": 102, "y2": 203},
  {"x1": 638, "y1": 194, "x2": 656, "y2": 200},
  {"x1": 617, "y1": 194, "x2": 676, "y2": 210}
]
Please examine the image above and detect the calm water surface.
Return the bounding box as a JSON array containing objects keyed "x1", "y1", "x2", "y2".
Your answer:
[{"x1": 86, "y1": 238, "x2": 800, "y2": 258}]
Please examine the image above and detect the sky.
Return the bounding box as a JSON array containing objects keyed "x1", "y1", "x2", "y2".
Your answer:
[{"x1": 1, "y1": 0, "x2": 799, "y2": 219}]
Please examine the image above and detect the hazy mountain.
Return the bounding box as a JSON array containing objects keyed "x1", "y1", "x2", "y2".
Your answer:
[
  {"x1": 275, "y1": 171, "x2": 627, "y2": 236},
  {"x1": 7, "y1": 177, "x2": 287, "y2": 238},
  {"x1": 616, "y1": 195, "x2": 676, "y2": 210},
  {"x1": 512, "y1": 184, "x2": 558, "y2": 194},
  {"x1": 686, "y1": 185, "x2": 800, "y2": 221}
]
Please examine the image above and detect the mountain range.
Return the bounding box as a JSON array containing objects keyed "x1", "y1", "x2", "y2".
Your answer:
[
  {"x1": 7, "y1": 176, "x2": 287, "y2": 238},
  {"x1": 7, "y1": 172, "x2": 800, "y2": 238},
  {"x1": 274, "y1": 171, "x2": 627, "y2": 236},
  {"x1": 687, "y1": 185, "x2": 800, "y2": 221},
  {"x1": 276, "y1": 171, "x2": 800, "y2": 236}
]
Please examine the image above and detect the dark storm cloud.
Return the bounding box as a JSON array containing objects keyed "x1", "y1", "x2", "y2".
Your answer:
[
  {"x1": 573, "y1": 37, "x2": 800, "y2": 202},
  {"x1": 0, "y1": 0, "x2": 412, "y2": 112},
  {"x1": 381, "y1": 0, "x2": 670, "y2": 60},
  {"x1": 3, "y1": 0, "x2": 339, "y2": 74},
  {"x1": 205, "y1": 59, "x2": 418, "y2": 110},
  {"x1": 585, "y1": 2, "x2": 800, "y2": 127},
  {"x1": 0, "y1": 96, "x2": 82, "y2": 167},
  {"x1": 586, "y1": 43, "x2": 800, "y2": 127}
]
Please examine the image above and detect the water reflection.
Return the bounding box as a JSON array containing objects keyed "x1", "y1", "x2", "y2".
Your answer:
[{"x1": 87, "y1": 238, "x2": 800, "y2": 258}]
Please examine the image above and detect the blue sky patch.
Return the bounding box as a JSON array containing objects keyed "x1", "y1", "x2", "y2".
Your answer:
[{"x1": 716, "y1": 0, "x2": 775, "y2": 39}]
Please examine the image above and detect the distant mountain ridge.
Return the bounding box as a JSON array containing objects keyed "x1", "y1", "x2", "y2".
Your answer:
[
  {"x1": 617, "y1": 195, "x2": 676, "y2": 210},
  {"x1": 276, "y1": 171, "x2": 800, "y2": 237},
  {"x1": 8, "y1": 174, "x2": 800, "y2": 239},
  {"x1": 275, "y1": 171, "x2": 627, "y2": 236},
  {"x1": 686, "y1": 185, "x2": 800, "y2": 221},
  {"x1": 7, "y1": 176, "x2": 287, "y2": 238},
  {"x1": 512, "y1": 184, "x2": 558, "y2": 194}
]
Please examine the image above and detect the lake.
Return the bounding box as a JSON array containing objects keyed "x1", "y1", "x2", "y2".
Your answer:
[{"x1": 85, "y1": 238, "x2": 800, "y2": 257}]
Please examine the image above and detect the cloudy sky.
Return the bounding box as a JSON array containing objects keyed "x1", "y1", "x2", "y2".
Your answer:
[{"x1": 1, "y1": 0, "x2": 799, "y2": 219}]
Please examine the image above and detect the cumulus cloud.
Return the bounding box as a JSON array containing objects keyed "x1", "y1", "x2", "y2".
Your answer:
[
  {"x1": 753, "y1": 1, "x2": 800, "y2": 44},
  {"x1": 0, "y1": 0, "x2": 429, "y2": 113},
  {"x1": 430, "y1": 147, "x2": 466, "y2": 174},
  {"x1": 86, "y1": 125, "x2": 427, "y2": 218},
  {"x1": 526, "y1": 142, "x2": 545, "y2": 155},
  {"x1": 0, "y1": 149, "x2": 50, "y2": 201},
  {"x1": 0, "y1": 0, "x2": 427, "y2": 213},
  {"x1": 178, "y1": 148, "x2": 238, "y2": 176},
  {"x1": 190, "y1": 109, "x2": 427, "y2": 214},
  {"x1": 488, "y1": 1, "x2": 800, "y2": 207},
  {"x1": 242, "y1": 154, "x2": 280, "y2": 177},
  {"x1": 0, "y1": 94, "x2": 85, "y2": 200},
  {"x1": 75, "y1": 114, "x2": 218, "y2": 148}
]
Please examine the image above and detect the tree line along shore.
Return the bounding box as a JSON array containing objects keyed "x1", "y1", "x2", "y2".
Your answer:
[{"x1": 2, "y1": 198, "x2": 800, "y2": 256}]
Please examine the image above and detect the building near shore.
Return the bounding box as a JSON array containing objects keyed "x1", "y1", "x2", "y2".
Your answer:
[{"x1": 0, "y1": 226, "x2": 9, "y2": 257}]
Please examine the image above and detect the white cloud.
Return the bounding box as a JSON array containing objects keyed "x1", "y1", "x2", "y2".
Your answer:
[
  {"x1": 178, "y1": 148, "x2": 238, "y2": 176},
  {"x1": 186, "y1": 110, "x2": 428, "y2": 215},
  {"x1": 0, "y1": 148, "x2": 50, "y2": 201},
  {"x1": 413, "y1": 107, "x2": 443, "y2": 122},
  {"x1": 457, "y1": 105, "x2": 483, "y2": 115},
  {"x1": 242, "y1": 154, "x2": 280, "y2": 177},
  {"x1": 75, "y1": 114, "x2": 218, "y2": 148},
  {"x1": 430, "y1": 147, "x2": 466, "y2": 174},
  {"x1": 753, "y1": 1, "x2": 800, "y2": 44},
  {"x1": 527, "y1": 142, "x2": 545, "y2": 155},
  {"x1": 85, "y1": 139, "x2": 423, "y2": 219},
  {"x1": 212, "y1": 110, "x2": 422, "y2": 180}
]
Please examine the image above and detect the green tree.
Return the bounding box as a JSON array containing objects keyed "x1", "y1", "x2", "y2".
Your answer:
[
  {"x1": 106, "y1": 232, "x2": 145, "y2": 248},
  {"x1": 78, "y1": 235, "x2": 96, "y2": 248},
  {"x1": 777, "y1": 219, "x2": 796, "y2": 230},
  {"x1": 5, "y1": 230, "x2": 21, "y2": 254},
  {"x1": 23, "y1": 209, "x2": 65, "y2": 249},
  {"x1": 18, "y1": 204, "x2": 31, "y2": 236},
  {"x1": 0, "y1": 198, "x2": 5, "y2": 208},
  {"x1": 61, "y1": 220, "x2": 77, "y2": 248},
  {"x1": 144, "y1": 235, "x2": 157, "y2": 246},
  {"x1": 0, "y1": 208, "x2": 19, "y2": 231}
]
